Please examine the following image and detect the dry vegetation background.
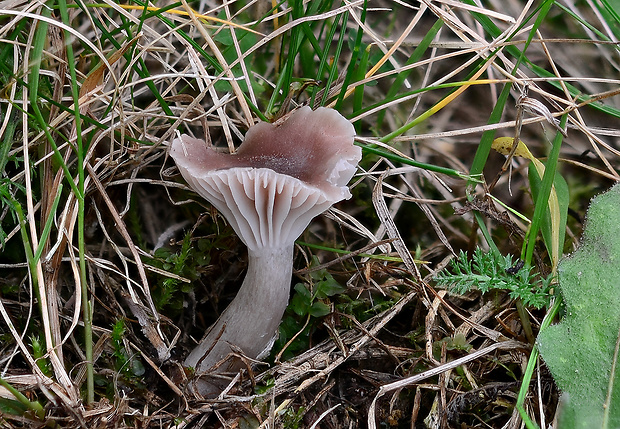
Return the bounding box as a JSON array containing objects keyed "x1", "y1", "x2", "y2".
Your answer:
[{"x1": 0, "y1": 0, "x2": 619, "y2": 427}]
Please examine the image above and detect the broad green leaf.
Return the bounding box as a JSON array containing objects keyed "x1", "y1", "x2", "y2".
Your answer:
[
  {"x1": 315, "y1": 276, "x2": 346, "y2": 299},
  {"x1": 290, "y1": 283, "x2": 312, "y2": 316},
  {"x1": 309, "y1": 301, "x2": 331, "y2": 318},
  {"x1": 538, "y1": 183, "x2": 620, "y2": 429}
]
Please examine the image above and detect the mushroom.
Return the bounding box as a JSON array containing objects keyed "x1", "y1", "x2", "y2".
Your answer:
[{"x1": 169, "y1": 106, "x2": 361, "y2": 395}]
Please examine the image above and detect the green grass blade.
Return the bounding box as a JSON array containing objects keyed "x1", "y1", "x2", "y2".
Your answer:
[
  {"x1": 32, "y1": 184, "x2": 63, "y2": 265},
  {"x1": 334, "y1": 0, "x2": 367, "y2": 110},
  {"x1": 358, "y1": 143, "x2": 472, "y2": 179},
  {"x1": 352, "y1": 45, "x2": 369, "y2": 133},
  {"x1": 524, "y1": 115, "x2": 568, "y2": 267},
  {"x1": 375, "y1": 18, "x2": 443, "y2": 130},
  {"x1": 309, "y1": 13, "x2": 340, "y2": 106},
  {"x1": 57, "y1": 0, "x2": 95, "y2": 404},
  {"x1": 318, "y1": 10, "x2": 348, "y2": 107}
]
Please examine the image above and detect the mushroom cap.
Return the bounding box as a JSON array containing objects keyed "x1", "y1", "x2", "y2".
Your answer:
[{"x1": 170, "y1": 106, "x2": 361, "y2": 251}]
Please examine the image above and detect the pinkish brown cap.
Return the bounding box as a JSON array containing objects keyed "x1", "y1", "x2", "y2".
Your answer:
[{"x1": 170, "y1": 106, "x2": 361, "y2": 252}]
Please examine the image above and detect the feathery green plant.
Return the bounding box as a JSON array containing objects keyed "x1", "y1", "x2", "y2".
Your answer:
[{"x1": 435, "y1": 248, "x2": 553, "y2": 309}]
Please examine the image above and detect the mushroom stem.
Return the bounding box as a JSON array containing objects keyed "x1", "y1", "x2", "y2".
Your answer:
[{"x1": 185, "y1": 245, "x2": 294, "y2": 394}]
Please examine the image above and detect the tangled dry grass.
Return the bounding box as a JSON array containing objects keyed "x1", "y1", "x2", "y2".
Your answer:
[{"x1": 0, "y1": 0, "x2": 619, "y2": 427}]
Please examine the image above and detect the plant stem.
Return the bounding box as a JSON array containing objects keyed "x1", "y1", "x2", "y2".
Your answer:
[
  {"x1": 516, "y1": 296, "x2": 563, "y2": 429},
  {"x1": 0, "y1": 376, "x2": 45, "y2": 420}
]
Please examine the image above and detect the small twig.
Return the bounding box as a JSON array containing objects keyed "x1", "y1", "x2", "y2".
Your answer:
[
  {"x1": 309, "y1": 404, "x2": 341, "y2": 429},
  {"x1": 368, "y1": 340, "x2": 529, "y2": 428},
  {"x1": 87, "y1": 164, "x2": 169, "y2": 360},
  {"x1": 488, "y1": 84, "x2": 527, "y2": 193},
  {"x1": 294, "y1": 238, "x2": 396, "y2": 274},
  {"x1": 372, "y1": 172, "x2": 421, "y2": 281}
]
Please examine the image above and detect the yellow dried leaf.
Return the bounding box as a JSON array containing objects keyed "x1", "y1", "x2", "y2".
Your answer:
[{"x1": 491, "y1": 136, "x2": 535, "y2": 160}]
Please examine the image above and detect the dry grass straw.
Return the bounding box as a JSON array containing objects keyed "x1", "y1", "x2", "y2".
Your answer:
[{"x1": 0, "y1": 0, "x2": 618, "y2": 427}]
